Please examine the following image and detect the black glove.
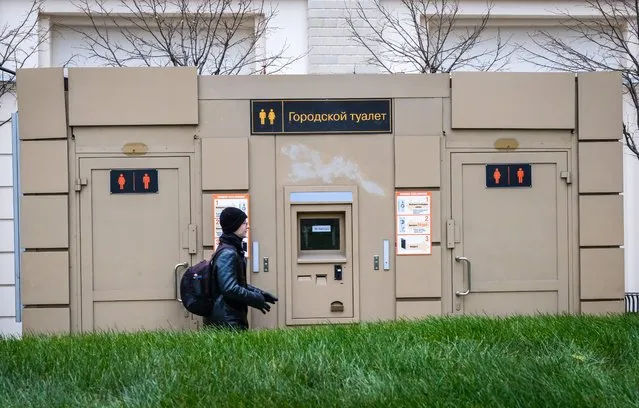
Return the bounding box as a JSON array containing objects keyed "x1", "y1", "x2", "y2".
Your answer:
[
  {"x1": 257, "y1": 301, "x2": 271, "y2": 314},
  {"x1": 262, "y1": 291, "x2": 278, "y2": 304}
]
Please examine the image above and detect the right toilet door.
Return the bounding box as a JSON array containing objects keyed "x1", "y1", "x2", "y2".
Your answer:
[{"x1": 450, "y1": 152, "x2": 571, "y2": 316}]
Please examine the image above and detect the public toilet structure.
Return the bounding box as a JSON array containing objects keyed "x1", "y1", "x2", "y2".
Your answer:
[{"x1": 14, "y1": 67, "x2": 625, "y2": 334}]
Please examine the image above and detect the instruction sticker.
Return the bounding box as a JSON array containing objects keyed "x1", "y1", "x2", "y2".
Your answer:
[
  {"x1": 398, "y1": 215, "x2": 431, "y2": 235},
  {"x1": 396, "y1": 191, "x2": 432, "y2": 255},
  {"x1": 213, "y1": 193, "x2": 250, "y2": 257}
]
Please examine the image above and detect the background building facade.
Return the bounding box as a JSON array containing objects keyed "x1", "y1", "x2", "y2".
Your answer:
[{"x1": 1, "y1": 0, "x2": 636, "y2": 336}]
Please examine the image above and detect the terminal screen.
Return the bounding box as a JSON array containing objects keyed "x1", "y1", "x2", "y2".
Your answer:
[{"x1": 300, "y1": 218, "x2": 340, "y2": 251}]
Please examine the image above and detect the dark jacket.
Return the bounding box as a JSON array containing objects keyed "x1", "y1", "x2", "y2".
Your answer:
[{"x1": 204, "y1": 239, "x2": 266, "y2": 330}]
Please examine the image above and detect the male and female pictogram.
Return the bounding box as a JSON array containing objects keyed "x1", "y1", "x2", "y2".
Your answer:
[
  {"x1": 110, "y1": 169, "x2": 159, "y2": 194},
  {"x1": 486, "y1": 164, "x2": 532, "y2": 188}
]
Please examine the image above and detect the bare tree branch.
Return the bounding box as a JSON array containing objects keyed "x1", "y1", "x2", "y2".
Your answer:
[
  {"x1": 523, "y1": 0, "x2": 638, "y2": 159},
  {"x1": 1, "y1": 0, "x2": 48, "y2": 127},
  {"x1": 60, "y1": 0, "x2": 304, "y2": 75},
  {"x1": 345, "y1": 0, "x2": 515, "y2": 73}
]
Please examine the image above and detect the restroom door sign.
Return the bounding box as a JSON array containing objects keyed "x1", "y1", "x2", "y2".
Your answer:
[
  {"x1": 486, "y1": 164, "x2": 532, "y2": 188},
  {"x1": 110, "y1": 169, "x2": 158, "y2": 194}
]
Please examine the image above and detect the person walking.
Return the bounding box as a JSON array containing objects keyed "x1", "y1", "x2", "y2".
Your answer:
[{"x1": 204, "y1": 207, "x2": 278, "y2": 331}]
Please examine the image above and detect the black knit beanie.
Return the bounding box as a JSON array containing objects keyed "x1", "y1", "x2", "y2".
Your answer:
[{"x1": 220, "y1": 207, "x2": 247, "y2": 234}]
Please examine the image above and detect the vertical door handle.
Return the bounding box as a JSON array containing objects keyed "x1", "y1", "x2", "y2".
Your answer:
[
  {"x1": 175, "y1": 262, "x2": 189, "y2": 302},
  {"x1": 455, "y1": 256, "x2": 471, "y2": 296}
]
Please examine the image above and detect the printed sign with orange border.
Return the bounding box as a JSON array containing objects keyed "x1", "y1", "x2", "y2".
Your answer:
[
  {"x1": 213, "y1": 193, "x2": 250, "y2": 258},
  {"x1": 396, "y1": 191, "x2": 432, "y2": 255}
]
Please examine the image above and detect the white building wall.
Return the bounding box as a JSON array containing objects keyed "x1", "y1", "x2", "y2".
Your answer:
[
  {"x1": 0, "y1": 0, "x2": 40, "y2": 337},
  {"x1": 623, "y1": 98, "x2": 639, "y2": 293},
  {"x1": 38, "y1": 0, "x2": 309, "y2": 74},
  {"x1": 0, "y1": 93, "x2": 21, "y2": 337},
  {"x1": 308, "y1": 0, "x2": 380, "y2": 74}
]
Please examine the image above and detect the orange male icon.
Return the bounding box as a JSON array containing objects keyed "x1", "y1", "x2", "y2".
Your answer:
[
  {"x1": 493, "y1": 167, "x2": 501, "y2": 184},
  {"x1": 517, "y1": 167, "x2": 525, "y2": 184},
  {"x1": 268, "y1": 108, "x2": 276, "y2": 125},
  {"x1": 118, "y1": 173, "x2": 126, "y2": 190},
  {"x1": 259, "y1": 109, "x2": 267, "y2": 125},
  {"x1": 143, "y1": 173, "x2": 151, "y2": 190}
]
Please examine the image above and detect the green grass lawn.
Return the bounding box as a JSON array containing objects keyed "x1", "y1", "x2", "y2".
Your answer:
[{"x1": 1, "y1": 314, "x2": 638, "y2": 407}]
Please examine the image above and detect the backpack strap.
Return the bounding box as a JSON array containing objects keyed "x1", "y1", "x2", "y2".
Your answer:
[{"x1": 206, "y1": 242, "x2": 235, "y2": 297}]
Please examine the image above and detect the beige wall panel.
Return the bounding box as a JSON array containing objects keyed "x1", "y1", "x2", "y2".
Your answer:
[
  {"x1": 202, "y1": 194, "x2": 214, "y2": 247},
  {"x1": 247, "y1": 136, "x2": 277, "y2": 329},
  {"x1": 579, "y1": 195, "x2": 624, "y2": 247},
  {"x1": 198, "y1": 100, "x2": 249, "y2": 138},
  {"x1": 201, "y1": 137, "x2": 249, "y2": 190},
  {"x1": 68, "y1": 67, "x2": 198, "y2": 126},
  {"x1": 395, "y1": 136, "x2": 441, "y2": 188},
  {"x1": 353, "y1": 136, "x2": 395, "y2": 322},
  {"x1": 73, "y1": 126, "x2": 196, "y2": 154},
  {"x1": 580, "y1": 300, "x2": 624, "y2": 315},
  {"x1": 451, "y1": 72, "x2": 575, "y2": 129},
  {"x1": 465, "y1": 292, "x2": 558, "y2": 315},
  {"x1": 276, "y1": 135, "x2": 396, "y2": 322},
  {"x1": 580, "y1": 248, "x2": 624, "y2": 300},
  {"x1": 93, "y1": 301, "x2": 188, "y2": 332},
  {"x1": 445, "y1": 131, "x2": 573, "y2": 150},
  {"x1": 394, "y1": 99, "x2": 443, "y2": 136},
  {"x1": 396, "y1": 248, "x2": 441, "y2": 298},
  {"x1": 578, "y1": 72, "x2": 622, "y2": 140},
  {"x1": 16, "y1": 68, "x2": 67, "y2": 140},
  {"x1": 578, "y1": 141, "x2": 623, "y2": 193},
  {"x1": 22, "y1": 307, "x2": 70, "y2": 335},
  {"x1": 199, "y1": 74, "x2": 450, "y2": 100},
  {"x1": 396, "y1": 300, "x2": 441, "y2": 319},
  {"x1": 20, "y1": 140, "x2": 68, "y2": 194},
  {"x1": 21, "y1": 195, "x2": 68, "y2": 249},
  {"x1": 21, "y1": 251, "x2": 69, "y2": 305},
  {"x1": 442, "y1": 99, "x2": 573, "y2": 149}
]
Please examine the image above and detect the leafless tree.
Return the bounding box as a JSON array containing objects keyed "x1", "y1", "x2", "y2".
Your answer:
[
  {"x1": 523, "y1": 0, "x2": 638, "y2": 159},
  {"x1": 64, "y1": 0, "x2": 300, "y2": 75},
  {"x1": 1, "y1": 0, "x2": 46, "y2": 127},
  {"x1": 345, "y1": 0, "x2": 515, "y2": 73}
]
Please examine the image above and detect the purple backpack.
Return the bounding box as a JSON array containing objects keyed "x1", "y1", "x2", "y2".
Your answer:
[{"x1": 179, "y1": 243, "x2": 231, "y2": 316}]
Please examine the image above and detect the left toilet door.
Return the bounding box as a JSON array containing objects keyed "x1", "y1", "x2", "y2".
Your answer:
[{"x1": 78, "y1": 156, "x2": 195, "y2": 333}]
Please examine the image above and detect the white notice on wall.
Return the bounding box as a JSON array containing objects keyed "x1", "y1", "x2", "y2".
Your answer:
[
  {"x1": 396, "y1": 191, "x2": 432, "y2": 255},
  {"x1": 213, "y1": 193, "x2": 250, "y2": 257}
]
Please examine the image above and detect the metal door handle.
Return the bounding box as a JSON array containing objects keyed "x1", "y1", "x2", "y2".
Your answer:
[
  {"x1": 175, "y1": 262, "x2": 189, "y2": 302},
  {"x1": 455, "y1": 256, "x2": 471, "y2": 296}
]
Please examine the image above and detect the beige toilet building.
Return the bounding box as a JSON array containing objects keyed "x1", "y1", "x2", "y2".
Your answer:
[{"x1": 14, "y1": 67, "x2": 625, "y2": 335}]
